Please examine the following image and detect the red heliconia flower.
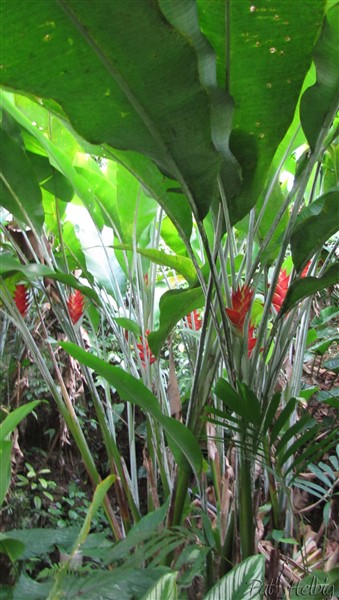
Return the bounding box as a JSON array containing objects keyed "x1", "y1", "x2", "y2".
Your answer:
[
  {"x1": 226, "y1": 285, "x2": 254, "y2": 333},
  {"x1": 67, "y1": 289, "x2": 84, "y2": 324},
  {"x1": 14, "y1": 284, "x2": 29, "y2": 317},
  {"x1": 136, "y1": 329, "x2": 156, "y2": 368},
  {"x1": 186, "y1": 309, "x2": 202, "y2": 331},
  {"x1": 272, "y1": 269, "x2": 290, "y2": 313}
]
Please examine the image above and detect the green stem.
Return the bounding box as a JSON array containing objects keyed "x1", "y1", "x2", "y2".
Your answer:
[{"x1": 238, "y1": 438, "x2": 255, "y2": 558}]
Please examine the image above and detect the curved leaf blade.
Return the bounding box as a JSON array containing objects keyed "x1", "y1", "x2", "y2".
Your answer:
[
  {"x1": 140, "y1": 572, "x2": 178, "y2": 600},
  {"x1": 300, "y1": 4, "x2": 339, "y2": 149},
  {"x1": 281, "y1": 264, "x2": 339, "y2": 315},
  {"x1": 0, "y1": 128, "x2": 44, "y2": 231},
  {"x1": 204, "y1": 554, "x2": 265, "y2": 600},
  {"x1": 148, "y1": 287, "x2": 204, "y2": 356},
  {"x1": 0, "y1": 400, "x2": 41, "y2": 441},
  {"x1": 114, "y1": 245, "x2": 197, "y2": 285},
  {"x1": 198, "y1": 0, "x2": 325, "y2": 223},
  {"x1": 291, "y1": 190, "x2": 339, "y2": 271},
  {"x1": 60, "y1": 342, "x2": 203, "y2": 477},
  {"x1": 0, "y1": 254, "x2": 99, "y2": 302},
  {"x1": 1, "y1": 0, "x2": 225, "y2": 219}
]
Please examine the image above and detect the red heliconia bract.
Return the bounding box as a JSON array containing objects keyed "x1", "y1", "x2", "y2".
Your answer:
[
  {"x1": 67, "y1": 289, "x2": 84, "y2": 324},
  {"x1": 226, "y1": 285, "x2": 254, "y2": 333},
  {"x1": 272, "y1": 269, "x2": 290, "y2": 313},
  {"x1": 186, "y1": 309, "x2": 202, "y2": 331},
  {"x1": 137, "y1": 329, "x2": 156, "y2": 368},
  {"x1": 14, "y1": 284, "x2": 29, "y2": 317}
]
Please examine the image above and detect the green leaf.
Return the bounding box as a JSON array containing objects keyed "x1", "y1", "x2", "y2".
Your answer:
[
  {"x1": 272, "y1": 530, "x2": 298, "y2": 545},
  {"x1": 0, "y1": 440, "x2": 12, "y2": 506},
  {"x1": 290, "y1": 568, "x2": 339, "y2": 600},
  {"x1": 0, "y1": 534, "x2": 26, "y2": 562},
  {"x1": 158, "y1": 0, "x2": 241, "y2": 203},
  {"x1": 215, "y1": 379, "x2": 251, "y2": 422},
  {"x1": 323, "y1": 357, "x2": 339, "y2": 373},
  {"x1": 108, "y1": 149, "x2": 193, "y2": 243},
  {"x1": 0, "y1": 128, "x2": 44, "y2": 231},
  {"x1": 238, "y1": 383, "x2": 262, "y2": 427},
  {"x1": 309, "y1": 335, "x2": 339, "y2": 356},
  {"x1": 311, "y1": 305, "x2": 339, "y2": 327},
  {"x1": 0, "y1": 401, "x2": 41, "y2": 441},
  {"x1": 0, "y1": 0, "x2": 228, "y2": 221},
  {"x1": 28, "y1": 151, "x2": 74, "y2": 202},
  {"x1": 256, "y1": 183, "x2": 289, "y2": 265},
  {"x1": 115, "y1": 164, "x2": 158, "y2": 245},
  {"x1": 148, "y1": 287, "x2": 204, "y2": 356},
  {"x1": 291, "y1": 191, "x2": 339, "y2": 271},
  {"x1": 198, "y1": 0, "x2": 325, "y2": 223},
  {"x1": 114, "y1": 245, "x2": 197, "y2": 285},
  {"x1": 140, "y1": 572, "x2": 178, "y2": 600},
  {"x1": 0, "y1": 254, "x2": 98, "y2": 302},
  {"x1": 203, "y1": 554, "x2": 265, "y2": 600},
  {"x1": 270, "y1": 398, "x2": 298, "y2": 445},
  {"x1": 45, "y1": 479, "x2": 113, "y2": 600},
  {"x1": 4, "y1": 527, "x2": 80, "y2": 560},
  {"x1": 58, "y1": 568, "x2": 171, "y2": 600},
  {"x1": 13, "y1": 574, "x2": 53, "y2": 600},
  {"x1": 60, "y1": 342, "x2": 203, "y2": 477},
  {"x1": 300, "y1": 4, "x2": 339, "y2": 149},
  {"x1": 282, "y1": 264, "x2": 339, "y2": 315},
  {"x1": 113, "y1": 318, "x2": 141, "y2": 338}
]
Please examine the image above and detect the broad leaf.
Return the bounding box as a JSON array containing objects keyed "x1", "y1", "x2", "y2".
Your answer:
[
  {"x1": 114, "y1": 318, "x2": 141, "y2": 338},
  {"x1": 48, "y1": 476, "x2": 115, "y2": 599},
  {"x1": 0, "y1": 254, "x2": 99, "y2": 302},
  {"x1": 291, "y1": 190, "x2": 339, "y2": 271},
  {"x1": 290, "y1": 568, "x2": 339, "y2": 600},
  {"x1": 0, "y1": 128, "x2": 44, "y2": 231},
  {"x1": 204, "y1": 554, "x2": 265, "y2": 600},
  {"x1": 215, "y1": 379, "x2": 259, "y2": 423},
  {"x1": 5, "y1": 527, "x2": 80, "y2": 560},
  {"x1": 0, "y1": 440, "x2": 12, "y2": 506},
  {"x1": 0, "y1": 534, "x2": 26, "y2": 562},
  {"x1": 140, "y1": 572, "x2": 178, "y2": 600},
  {"x1": 73, "y1": 476, "x2": 115, "y2": 549},
  {"x1": 28, "y1": 151, "x2": 74, "y2": 203},
  {"x1": 197, "y1": 0, "x2": 325, "y2": 223},
  {"x1": 60, "y1": 342, "x2": 203, "y2": 477},
  {"x1": 148, "y1": 287, "x2": 204, "y2": 356},
  {"x1": 282, "y1": 264, "x2": 339, "y2": 315},
  {"x1": 0, "y1": 0, "x2": 231, "y2": 220},
  {"x1": 114, "y1": 245, "x2": 197, "y2": 285},
  {"x1": 108, "y1": 148, "x2": 193, "y2": 243},
  {"x1": 300, "y1": 4, "x2": 339, "y2": 149},
  {"x1": 0, "y1": 401, "x2": 41, "y2": 441}
]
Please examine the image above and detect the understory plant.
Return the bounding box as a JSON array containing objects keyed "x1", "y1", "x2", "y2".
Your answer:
[{"x1": 1, "y1": 0, "x2": 338, "y2": 597}]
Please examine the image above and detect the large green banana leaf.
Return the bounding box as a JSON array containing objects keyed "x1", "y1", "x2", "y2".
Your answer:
[{"x1": 0, "y1": 0, "x2": 325, "y2": 225}]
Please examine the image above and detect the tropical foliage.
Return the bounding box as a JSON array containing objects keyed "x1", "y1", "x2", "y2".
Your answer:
[{"x1": 0, "y1": 1, "x2": 338, "y2": 598}]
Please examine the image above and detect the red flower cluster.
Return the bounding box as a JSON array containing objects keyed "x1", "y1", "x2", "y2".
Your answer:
[
  {"x1": 67, "y1": 290, "x2": 84, "y2": 324},
  {"x1": 272, "y1": 269, "x2": 290, "y2": 313},
  {"x1": 226, "y1": 285, "x2": 258, "y2": 357},
  {"x1": 137, "y1": 329, "x2": 156, "y2": 367},
  {"x1": 186, "y1": 309, "x2": 202, "y2": 331},
  {"x1": 272, "y1": 261, "x2": 311, "y2": 313},
  {"x1": 226, "y1": 285, "x2": 254, "y2": 333},
  {"x1": 14, "y1": 284, "x2": 29, "y2": 317}
]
